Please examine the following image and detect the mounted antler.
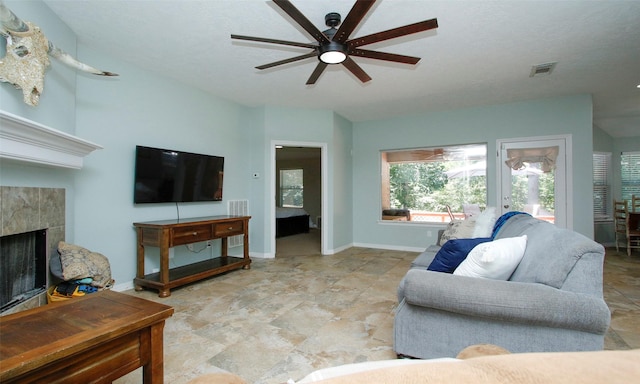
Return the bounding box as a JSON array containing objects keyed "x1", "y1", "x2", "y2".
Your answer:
[{"x1": 0, "y1": 1, "x2": 117, "y2": 106}]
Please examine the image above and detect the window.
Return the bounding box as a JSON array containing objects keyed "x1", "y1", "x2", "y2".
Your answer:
[
  {"x1": 621, "y1": 151, "x2": 640, "y2": 201},
  {"x1": 381, "y1": 144, "x2": 487, "y2": 222},
  {"x1": 593, "y1": 152, "x2": 612, "y2": 221},
  {"x1": 280, "y1": 169, "x2": 303, "y2": 208}
]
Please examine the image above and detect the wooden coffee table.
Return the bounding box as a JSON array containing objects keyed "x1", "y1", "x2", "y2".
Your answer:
[{"x1": 0, "y1": 290, "x2": 174, "y2": 383}]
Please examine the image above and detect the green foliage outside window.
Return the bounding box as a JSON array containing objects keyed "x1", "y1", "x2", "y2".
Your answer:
[
  {"x1": 509, "y1": 172, "x2": 555, "y2": 214},
  {"x1": 389, "y1": 161, "x2": 486, "y2": 213},
  {"x1": 388, "y1": 155, "x2": 554, "y2": 215},
  {"x1": 280, "y1": 169, "x2": 303, "y2": 207}
]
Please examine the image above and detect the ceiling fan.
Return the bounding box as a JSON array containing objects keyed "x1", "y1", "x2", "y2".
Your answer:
[{"x1": 231, "y1": 0, "x2": 438, "y2": 85}]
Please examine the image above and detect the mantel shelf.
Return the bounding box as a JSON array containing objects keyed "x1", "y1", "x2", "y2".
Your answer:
[{"x1": 0, "y1": 110, "x2": 102, "y2": 169}]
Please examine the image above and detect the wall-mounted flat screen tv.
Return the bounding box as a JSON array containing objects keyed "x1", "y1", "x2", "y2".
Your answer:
[{"x1": 134, "y1": 145, "x2": 224, "y2": 204}]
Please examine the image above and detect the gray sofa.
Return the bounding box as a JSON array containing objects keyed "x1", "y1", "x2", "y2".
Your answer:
[{"x1": 394, "y1": 213, "x2": 611, "y2": 359}]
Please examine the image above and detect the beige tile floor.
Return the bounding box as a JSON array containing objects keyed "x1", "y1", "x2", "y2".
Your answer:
[{"x1": 115, "y1": 231, "x2": 639, "y2": 384}]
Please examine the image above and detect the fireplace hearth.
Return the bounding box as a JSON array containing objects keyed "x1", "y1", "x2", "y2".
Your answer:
[{"x1": 0, "y1": 186, "x2": 65, "y2": 315}]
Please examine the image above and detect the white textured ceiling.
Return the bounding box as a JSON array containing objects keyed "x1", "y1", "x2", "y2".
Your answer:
[{"x1": 40, "y1": 0, "x2": 640, "y2": 137}]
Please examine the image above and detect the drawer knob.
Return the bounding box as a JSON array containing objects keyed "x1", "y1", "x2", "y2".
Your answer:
[
  {"x1": 228, "y1": 227, "x2": 233, "y2": 230},
  {"x1": 192, "y1": 232, "x2": 197, "y2": 236}
]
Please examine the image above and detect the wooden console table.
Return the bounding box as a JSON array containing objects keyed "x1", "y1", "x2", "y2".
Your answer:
[
  {"x1": 134, "y1": 215, "x2": 251, "y2": 298},
  {"x1": 0, "y1": 290, "x2": 173, "y2": 384}
]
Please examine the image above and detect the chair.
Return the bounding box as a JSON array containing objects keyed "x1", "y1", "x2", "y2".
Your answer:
[
  {"x1": 613, "y1": 199, "x2": 628, "y2": 253},
  {"x1": 627, "y1": 211, "x2": 640, "y2": 256},
  {"x1": 631, "y1": 195, "x2": 640, "y2": 213}
]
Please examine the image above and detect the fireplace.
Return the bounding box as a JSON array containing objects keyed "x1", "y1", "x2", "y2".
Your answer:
[
  {"x1": 0, "y1": 186, "x2": 65, "y2": 315},
  {"x1": 0, "y1": 230, "x2": 47, "y2": 311}
]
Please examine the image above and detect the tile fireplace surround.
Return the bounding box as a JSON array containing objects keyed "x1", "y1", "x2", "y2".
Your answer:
[{"x1": 0, "y1": 186, "x2": 65, "y2": 315}]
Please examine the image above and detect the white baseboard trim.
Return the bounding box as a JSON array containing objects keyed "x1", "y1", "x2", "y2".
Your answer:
[
  {"x1": 251, "y1": 251, "x2": 274, "y2": 259},
  {"x1": 352, "y1": 242, "x2": 425, "y2": 253},
  {"x1": 112, "y1": 281, "x2": 134, "y2": 292},
  {"x1": 323, "y1": 242, "x2": 353, "y2": 255}
]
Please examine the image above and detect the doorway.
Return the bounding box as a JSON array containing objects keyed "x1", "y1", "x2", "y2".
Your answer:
[
  {"x1": 497, "y1": 135, "x2": 572, "y2": 228},
  {"x1": 271, "y1": 141, "x2": 328, "y2": 256}
]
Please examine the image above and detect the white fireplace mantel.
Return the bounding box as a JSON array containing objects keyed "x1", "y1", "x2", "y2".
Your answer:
[{"x1": 0, "y1": 110, "x2": 102, "y2": 169}]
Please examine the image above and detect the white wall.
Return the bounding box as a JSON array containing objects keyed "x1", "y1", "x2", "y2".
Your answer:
[{"x1": 352, "y1": 95, "x2": 595, "y2": 250}]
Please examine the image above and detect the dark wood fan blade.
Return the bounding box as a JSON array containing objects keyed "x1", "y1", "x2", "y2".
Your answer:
[
  {"x1": 273, "y1": 0, "x2": 330, "y2": 44},
  {"x1": 231, "y1": 34, "x2": 317, "y2": 49},
  {"x1": 342, "y1": 57, "x2": 372, "y2": 83},
  {"x1": 256, "y1": 52, "x2": 317, "y2": 70},
  {"x1": 306, "y1": 62, "x2": 328, "y2": 85},
  {"x1": 348, "y1": 18, "x2": 438, "y2": 48},
  {"x1": 350, "y1": 48, "x2": 421, "y2": 65},
  {"x1": 333, "y1": 0, "x2": 377, "y2": 44}
]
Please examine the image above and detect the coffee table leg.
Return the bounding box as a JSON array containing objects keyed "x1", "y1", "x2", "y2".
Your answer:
[{"x1": 143, "y1": 321, "x2": 166, "y2": 384}]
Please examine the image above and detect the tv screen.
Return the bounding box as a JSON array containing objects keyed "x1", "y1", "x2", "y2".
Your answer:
[{"x1": 134, "y1": 146, "x2": 224, "y2": 204}]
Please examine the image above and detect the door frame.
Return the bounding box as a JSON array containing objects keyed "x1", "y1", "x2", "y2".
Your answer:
[
  {"x1": 496, "y1": 134, "x2": 573, "y2": 229},
  {"x1": 270, "y1": 140, "x2": 328, "y2": 256}
]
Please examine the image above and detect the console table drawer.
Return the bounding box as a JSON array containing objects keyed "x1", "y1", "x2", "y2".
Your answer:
[
  {"x1": 172, "y1": 225, "x2": 212, "y2": 245},
  {"x1": 213, "y1": 220, "x2": 244, "y2": 237}
]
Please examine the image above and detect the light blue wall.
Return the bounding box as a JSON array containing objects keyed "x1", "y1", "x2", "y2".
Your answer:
[
  {"x1": 257, "y1": 106, "x2": 353, "y2": 254},
  {"x1": 1, "y1": 0, "x2": 80, "y2": 242},
  {"x1": 71, "y1": 44, "x2": 252, "y2": 285},
  {"x1": 332, "y1": 113, "x2": 354, "y2": 249},
  {"x1": 593, "y1": 125, "x2": 614, "y2": 153},
  {"x1": 243, "y1": 106, "x2": 269, "y2": 256},
  {"x1": 352, "y1": 95, "x2": 595, "y2": 250},
  {"x1": 0, "y1": 0, "x2": 76, "y2": 131}
]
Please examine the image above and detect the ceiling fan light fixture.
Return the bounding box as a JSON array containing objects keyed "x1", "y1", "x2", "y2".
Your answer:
[{"x1": 318, "y1": 42, "x2": 347, "y2": 64}]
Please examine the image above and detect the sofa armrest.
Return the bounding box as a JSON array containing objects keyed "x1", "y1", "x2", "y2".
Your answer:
[{"x1": 402, "y1": 269, "x2": 610, "y2": 334}]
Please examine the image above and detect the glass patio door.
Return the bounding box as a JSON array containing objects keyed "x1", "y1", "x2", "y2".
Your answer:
[{"x1": 497, "y1": 136, "x2": 571, "y2": 228}]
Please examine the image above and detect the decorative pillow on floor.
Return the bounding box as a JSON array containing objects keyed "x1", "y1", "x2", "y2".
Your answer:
[
  {"x1": 453, "y1": 235, "x2": 527, "y2": 280},
  {"x1": 428, "y1": 238, "x2": 492, "y2": 273},
  {"x1": 57, "y1": 241, "x2": 112, "y2": 287}
]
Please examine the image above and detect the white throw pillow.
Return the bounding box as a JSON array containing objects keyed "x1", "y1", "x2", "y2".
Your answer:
[
  {"x1": 453, "y1": 235, "x2": 527, "y2": 280},
  {"x1": 472, "y1": 207, "x2": 497, "y2": 238}
]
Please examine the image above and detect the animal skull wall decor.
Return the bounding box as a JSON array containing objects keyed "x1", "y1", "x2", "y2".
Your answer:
[{"x1": 0, "y1": 1, "x2": 117, "y2": 106}]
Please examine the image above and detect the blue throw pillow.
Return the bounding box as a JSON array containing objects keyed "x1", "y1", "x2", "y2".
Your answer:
[{"x1": 427, "y1": 238, "x2": 492, "y2": 273}]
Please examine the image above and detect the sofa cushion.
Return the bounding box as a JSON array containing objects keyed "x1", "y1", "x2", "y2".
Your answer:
[
  {"x1": 498, "y1": 215, "x2": 605, "y2": 288},
  {"x1": 453, "y1": 235, "x2": 527, "y2": 280},
  {"x1": 411, "y1": 245, "x2": 441, "y2": 269},
  {"x1": 428, "y1": 238, "x2": 492, "y2": 273}
]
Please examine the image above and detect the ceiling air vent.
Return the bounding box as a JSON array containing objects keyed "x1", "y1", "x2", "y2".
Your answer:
[{"x1": 530, "y1": 62, "x2": 557, "y2": 77}]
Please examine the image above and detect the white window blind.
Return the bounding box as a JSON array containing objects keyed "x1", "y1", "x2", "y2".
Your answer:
[
  {"x1": 593, "y1": 152, "x2": 611, "y2": 220},
  {"x1": 280, "y1": 169, "x2": 304, "y2": 208},
  {"x1": 621, "y1": 151, "x2": 640, "y2": 201}
]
